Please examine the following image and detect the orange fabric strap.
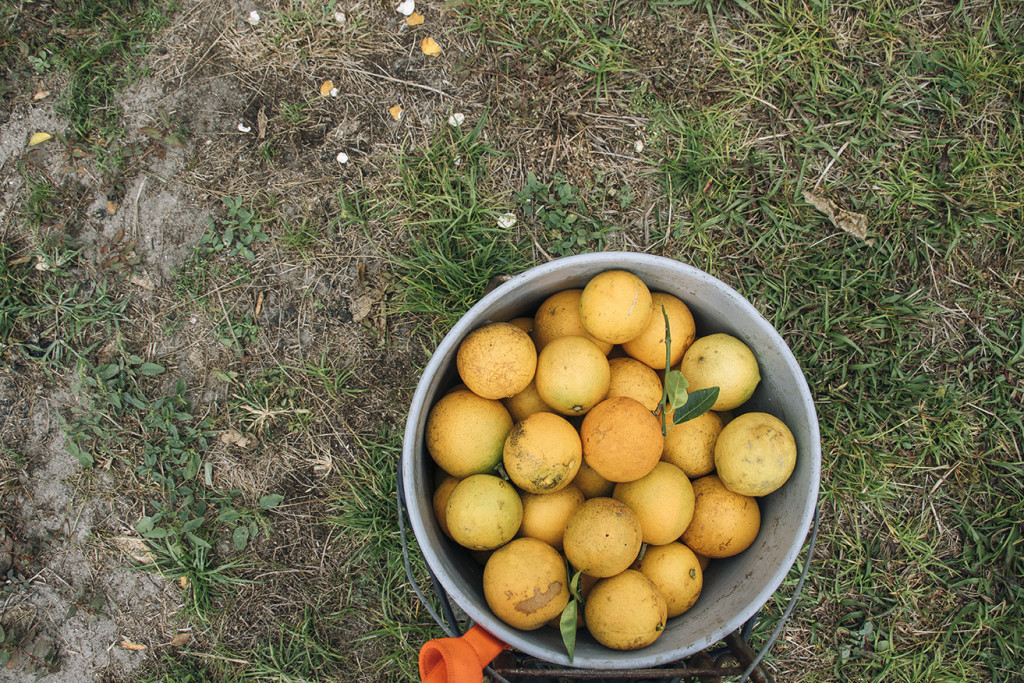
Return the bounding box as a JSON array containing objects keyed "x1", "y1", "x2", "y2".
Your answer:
[{"x1": 419, "y1": 625, "x2": 509, "y2": 683}]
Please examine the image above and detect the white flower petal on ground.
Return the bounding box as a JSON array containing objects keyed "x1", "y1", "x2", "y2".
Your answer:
[
  {"x1": 497, "y1": 213, "x2": 517, "y2": 229},
  {"x1": 448, "y1": 113, "x2": 465, "y2": 127},
  {"x1": 336, "y1": 152, "x2": 350, "y2": 164},
  {"x1": 396, "y1": 0, "x2": 415, "y2": 16},
  {"x1": 238, "y1": 122, "x2": 252, "y2": 133},
  {"x1": 247, "y1": 10, "x2": 261, "y2": 25},
  {"x1": 334, "y1": 11, "x2": 347, "y2": 23},
  {"x1": 634, "y1": 140, "x2": 645, "y2": 153}
]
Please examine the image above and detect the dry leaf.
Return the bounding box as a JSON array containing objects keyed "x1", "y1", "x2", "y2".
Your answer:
[
  {"x1": 389, "y1": 105, "x2": 403, "y2": 120},
  {"x1": 121, "y1": 640, "x2": 147, "y2": 651},
  {"x1": 257, "y1": 106, "x2": 268, "y2": 139},
  {"x1": 110, "y1": 537, "x2": 156, "y2": 564},
  {"x1": 420, "y1": 37, "x2": 442, "y2": 56},
  {"x1": 6, "y1": 255, "x2": 32, "y2": 267},
  {"x1": 33, "y1": 90, "x2": 51, "y2": 101},
  {"x1": 128, "y1": 272, "x2": 156, "y2": 291},
  {"x1": 28, "y1": 132, "x2": 52, "y2": 146},
  {"x1": 406, "y1": 11, "x2": 424, "y2": 25},
  {"x1": 802, "y1": 190, "x2": 873, "y2": 245},
  {"x1": 319, "y1": 80, "x2": 335, "y2": 97},
  {"x1": 220, "y1": 428, "x2": 255, "y2": 449},
  {"x1": 105, "y1": 199, "x2": 118, "y2": 214},
  {"x1": 178, "y1": 576, "x2": 190, "y2": 591},
  {"x1": 170, "y1": 633, "x2": 191, "y2": 647},
  {"x1": 350, "y1": 288, "x2": 386, "y2": 323}
]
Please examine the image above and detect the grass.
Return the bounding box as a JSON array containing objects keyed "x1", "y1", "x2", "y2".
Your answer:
[{"x1": 1, "y1": 0, "x2": 1023, "y2": 681}]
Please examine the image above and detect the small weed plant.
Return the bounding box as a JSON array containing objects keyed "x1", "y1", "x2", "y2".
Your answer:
[{"x1": 198, "y1": 196, "x2": 269, "y2": 261}]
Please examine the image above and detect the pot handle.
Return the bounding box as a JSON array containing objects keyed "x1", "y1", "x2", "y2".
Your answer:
[{"x1": 419, "y1": 624, "x2": 509, "y2": 683}]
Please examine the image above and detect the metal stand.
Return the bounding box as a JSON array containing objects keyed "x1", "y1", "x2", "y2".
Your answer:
[{"x1": 397, "y1": 471, "x2": 820, "y2": 683}]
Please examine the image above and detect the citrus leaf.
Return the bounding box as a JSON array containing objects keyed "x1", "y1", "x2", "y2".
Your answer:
[
  {"x1": 559, "y1": 600, "x2": 577, "y2": 662},
  {"x1": 672, "y1": 387, "x2": 720, "y2": 425},
  {"x1": 665, "y1": 370, "x2": 689, "y2": 408}
]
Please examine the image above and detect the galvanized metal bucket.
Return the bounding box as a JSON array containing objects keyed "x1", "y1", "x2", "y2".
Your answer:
[{"x1": 401, "y1": 252, "x2": 821, "y2": 670}]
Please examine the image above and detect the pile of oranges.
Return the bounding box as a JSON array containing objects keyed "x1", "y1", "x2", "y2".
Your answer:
[{"x1": 425, "y1": 270, "x2": 797, "y2": 652}]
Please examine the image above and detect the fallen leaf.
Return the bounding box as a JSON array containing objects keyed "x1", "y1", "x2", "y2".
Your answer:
[
  {"x1": 170, "y1": 633, "x2": 191, "y2": 647},
  {"x1": 121, "y1": 640, "x2": 147, "y2": 651},
  {"x1": 396, "y1": 0, "x2": 416, "y2": 16},
  {"x1": 220, "y1": 429, "x2": 255, "y2": 449},
  {"x1": 28, "y1": 132, "x2": 52, "y2": 146},
  {"x1": 406, "y1": 11, "x2": 424, "y2": 26},
  {"x1": 802, "y1": 189, "x2": 873, "y2": 245},
  {"x1": 105, "y1": 199, "x2": 118, "y2": 214},
  {"x1": 350, "y1": 289, "x2": 385, "y2": 323},
  {"x1": 6, "y1": 255, "x2": 32, "y2": 267},
  {"x1": 257, "y1": 106, "x2": 268, "y2": 139},
  {"x1": 420, "y1": 37, "x2": 442, "y2": 56},
  {"x1": 389, "y1": 105, "x2": 403, "y2": 120},
  {"x1": 320, "y1": 79, "x2": 335, "y2": 97},
  {"x1": 110, "y1": 537, "x2": 157, "y2": 564},
  {"x1": 128, "y1": 272, "x2": 156, "y2": 291},
  {"x1": 178, "y1": 576, "x2": 190, "y2": 591},
  {"x1": 33, "y1": 90, "x2": 51, "y2": 101}
]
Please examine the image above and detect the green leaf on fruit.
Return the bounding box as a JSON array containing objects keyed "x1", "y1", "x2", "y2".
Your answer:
[
  {"x1": 672, "y1": 387, "x2": 720, "y2": 425},
  {"x1": 559, "y1": 600, "x2": 577, "y2": 662},
  {"x1": 664, "y1": 370, "x2": 689, "y2": 408}
]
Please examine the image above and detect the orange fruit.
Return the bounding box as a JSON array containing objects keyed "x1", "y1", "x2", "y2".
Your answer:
[
  {"x1": 503, "y1": 379, "x2": 554, "y2": 422},
  {"x1": 432, "y1": 474, "x2": 462, "y2": 540},
  {"x1": 678, "y1": 333, "x2": 760, "y2": 411},
  {"x1": 519, "y1": 484, "x2": 585, "y2": 551},
  {"x1": 425, "y1": 390, "x2": 513, "y2": 477},
  {"x1": 532, "y1": 289, "x2": 613, "y2": 355},
  {"x1": 681, "y1": 475, "x2": 760, "y2": 558},
  {"x1": 612, "y1": 462, "x2": 695, "y2": 545},
  {"x1": 456, "y1": 322, "x2": 537, "y2": 399},
  {"x1": 534, "y1": 336, "x2": 610, "y2": 416},
  {"x1": 570, "y1": 460, "x2": 615, "y2": 499},
  {"x1": 483, "y1": 538, "x2": 570, "y2": 630},
  {"x1": 507, "y1": 316, "x2": 534, "y2": 335},
  {"x1": 503, "y1": 412, "x2": 582, "y2": 494},
  {"x1": 563, "y1": 497, "x2": 642, "y2": 577},
  {"x1": 445, "y1": 474, "x2": 523, "y2": 550},
  {"x1": 606, "y1": 357, "x2": 663, "y2": 412},
  {"x1": 579, "y1": 270, "x2": 654, "y2": 344},
  {"x1": 714, "y1": 412, "x2": 797, "y2": 497},
  {"x1": 661, "y1": 409, "x2": 724, "y2": 479},
  {"x1": 622, "y1": 292, "x2": 696, "y2": 369},
  {"x1": 580, "y1": 396, "x2": 663, "y2": 483},
  {"x1": 638, "y1": 542, "x2": 703, "y2": 617},
  {"x1": 584, "y1": 570, "x2": 668, "y2": 650}
]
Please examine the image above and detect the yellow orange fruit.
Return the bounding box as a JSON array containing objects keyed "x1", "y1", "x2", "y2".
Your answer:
[
  {"x1": 678, "y1": 333, "x2": 760, "y2": 411},
  {"x1": 613, "y1": 462, "x2": 695, "y2": 545},
  {"x1": 584, "y1": 570, "x2": 668, "y2": 650},
  {"x1": 503, "y1": 379, "x2": 553, "y2": 422},
  {"x1": 425, "y1": 390, "x2": 513, "y2": 477},
  {"x1": 446, "y1": 474, "x2": 523, "y2": 550},
  {"x1": 661, "y1": 409, "x2": 724, "y2": 479},
  {"x1": 714, "y1": 412, "x2": 797, "y2": 497},
  {"x1": 503, "y1": 412, "x2": 582, "y2": 494},
  {"x1": 622, "y1": 292, "x2": 696, "y2": 369},
  {"x1": 432, "y1": 474, "x2": 461, "y2": 539},
  {"x1": 638, "y1": 542, "x2": 703, "y2": 618},
  {"x1": 532, "y1": 289, "x2": 613, "y2": 355},
  {"x1": 483, "y1": 538, "x2": 570, "y2": 630},
  {"x1": 580, "y1": 396, "x2": 664, "y2": 483},
  {"x1": 507, "y1": 316, "x2": 534, "y2": 335},
  {"x1": 606, "y1": 357, "x2": 663, "y2": 412},
  {"x1": 681, "y1": 475, "x2": 760, "y2": 558},
  {"x1": 563, "y1": 497, "x2": 642, "y2": 577},
  {"x1": 456, "y1": 322, "x2": 538, "y2": 399},
  {"x1": 519, "y1": 484, "x2": 585, "y2": 551},
  {"x1": 571, "y1": 460, "x2": 615, "y2": 499},
  {"x1": 534, "y1": 336, "x2": 611, "y2": 416},
  {"x1": 579, "y1": 270, "x2": 654, "y2": 344}
]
